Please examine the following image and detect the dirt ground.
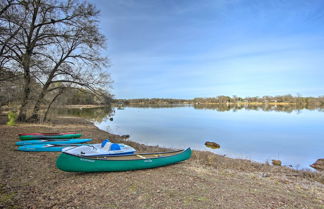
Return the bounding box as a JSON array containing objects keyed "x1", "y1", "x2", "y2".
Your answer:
[{"x1": 0, "y1": 115, "x2": 323, "y2": 209}]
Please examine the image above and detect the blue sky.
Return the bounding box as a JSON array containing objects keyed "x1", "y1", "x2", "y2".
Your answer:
[{"x1": 90, "y1": 0, "x2": 324, "y2": 99}]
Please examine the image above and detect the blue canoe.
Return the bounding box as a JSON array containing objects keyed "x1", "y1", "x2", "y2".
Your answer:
[
  {"x1": 17, "y1": 144, "x2": 84, "y2": 152},
  {"x1": 16, "y1": 138, "x2": 92, "y2": 146}
]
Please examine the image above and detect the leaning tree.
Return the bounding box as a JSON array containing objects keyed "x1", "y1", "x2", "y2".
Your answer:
[{"x1": 0, "y1": 0, "x2": 110, "y2": 121}]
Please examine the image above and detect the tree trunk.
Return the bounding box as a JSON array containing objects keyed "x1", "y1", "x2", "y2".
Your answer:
[
  {"x1": 43, "y1": 89, "x2": 64, "y2": 122},
  {"x1": 17, "y1": 4, "x2": 40, "y2": 122},
  {"x1": 28, "y1": 89, "x2": 47, "y2": 122},
  {"x1": 17, "y1": 66, "x2": 31, "y2": 122},
  {"x1": 28, "y1": 75, "x2": 54, "y2": 121}
]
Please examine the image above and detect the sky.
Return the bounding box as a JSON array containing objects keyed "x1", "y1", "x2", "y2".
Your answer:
[{"x1": 90, "y1": 0, "x2": 324, "y2": 99}]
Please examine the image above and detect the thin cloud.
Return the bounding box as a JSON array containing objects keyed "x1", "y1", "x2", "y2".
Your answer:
[{"x1": 91, "y1": 0, "x2": 324, "y2": 98}]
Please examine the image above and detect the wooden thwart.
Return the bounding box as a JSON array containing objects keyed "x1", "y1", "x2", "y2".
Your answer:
[
  {"x1": 137, "y1": 154, "x2": 146, "y2": 159},
  {"x1": 89, "y1": 150, "x2": 183, "y2": 161}
]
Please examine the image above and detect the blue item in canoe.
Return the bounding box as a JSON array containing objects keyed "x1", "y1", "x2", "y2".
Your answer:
[
  {"x1": 17, "y1": 144, "x2": 84, "y2": 152},
  {"x1": 15, "y1": 138, "x2": 92, "y2": 146}
]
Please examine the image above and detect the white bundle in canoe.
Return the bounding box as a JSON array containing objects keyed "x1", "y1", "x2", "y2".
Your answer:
[{"x1": 62, "y1": 139, "x2": 136, "y2": 156}]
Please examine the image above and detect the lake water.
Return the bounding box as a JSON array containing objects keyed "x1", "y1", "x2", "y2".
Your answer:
[{"x1": 93, "y1": 106, "x2": 324, "y2": 169}]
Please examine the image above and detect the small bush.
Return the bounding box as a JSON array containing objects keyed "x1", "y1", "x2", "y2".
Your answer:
[{"x1": 6, "y1": 111, "x2": 17, "y2": 126}]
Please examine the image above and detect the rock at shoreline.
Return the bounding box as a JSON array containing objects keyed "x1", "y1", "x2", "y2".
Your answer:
[
  {"x1": 205, "y1": 141, "x2": 220, "y2": 149},
  {"x1": 272, "y1": 160, "x2": 282, "y2": 166},
  {"x1": 121, "y1": 134, "x2": 130, "y2": 139},
  {"x1": 310, "y1": 159, "x2": 324, "y2": 171}
]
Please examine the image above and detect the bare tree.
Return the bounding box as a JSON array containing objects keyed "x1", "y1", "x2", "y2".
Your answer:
[
  {"x1": 0, "y1": 0, "x2": 16, "y2": 16},
  {"x1": 0, "y1": 0, "x2": 23, "y2": 81},
  {"x1": 1, "y1": 0, "x2": 110, "y2": 121}
]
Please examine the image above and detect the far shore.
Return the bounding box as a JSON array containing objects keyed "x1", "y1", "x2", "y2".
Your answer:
[
  {"x1": 0, "y1": 113, "x2": 323, "y2": 208},
  {"x1": 1, "y1": 99, "x2": 322, "y2": 113},
  {"x1": 120, "y1": 101, "x2": 297, "y2": 105},
  {"x1": 61, "y1": 104, "x2": 108, "y2": 109},
  {"x1": 51, "y1": 102, "x2": 303, "y2": 107}
]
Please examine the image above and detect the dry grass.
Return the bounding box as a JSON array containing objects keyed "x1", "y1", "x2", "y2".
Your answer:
[{"x1": 192, "y1": 150, "x2": 324, "y2": 184}]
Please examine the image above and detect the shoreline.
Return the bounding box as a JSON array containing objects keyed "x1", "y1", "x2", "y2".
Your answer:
[
  {"x1": 0, "y1": 115, "x2": 323, "y2": 208},
  {"x1": 120, "y1": 102, "x2": 298, "y2": 106}
]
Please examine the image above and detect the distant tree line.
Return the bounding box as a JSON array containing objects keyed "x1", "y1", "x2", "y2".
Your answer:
[
  {"x1": 0, "y1": 0, "x2": 111, "y2": 122},
  {"x1": 114, "y1": 95, "x2": 324, "y2": 110}
]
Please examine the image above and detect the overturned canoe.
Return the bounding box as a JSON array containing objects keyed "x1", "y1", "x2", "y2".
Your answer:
[
  {"x1": 17, "y1": 144, "x2": 83, "y2": 152},
  {"x1": 19, "y1": 132, "x2": 82, "y2": 140},
  {"x1": 56, "y1": 148, "x2": 192, "y2": 172},
  {"x1": 16, "y1": 138, "x2": 92, "y2": 146}
]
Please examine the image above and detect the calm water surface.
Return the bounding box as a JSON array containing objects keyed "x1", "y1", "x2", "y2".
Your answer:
[{"x1": 93, "y1": 106, "x2": 324, "y2": 169}]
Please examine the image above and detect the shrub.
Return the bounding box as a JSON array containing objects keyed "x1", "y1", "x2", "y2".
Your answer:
[{"x1": 6, "y1": 111, "x2": 17, "y2": 126}]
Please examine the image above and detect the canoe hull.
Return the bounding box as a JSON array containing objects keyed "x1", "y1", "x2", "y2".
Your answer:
[
  {"x1": 17, "y1": 144, "x2": 83, "y2": 152},
  {"x1": 16, "y1": 139, "x2": 92, "y2": 146},
  {"x1": 56, "y1": 148, "x2": 192, "y2": 172},
  {"x1": 19, "y1": 134, "x2": 82, "y2": 140}
]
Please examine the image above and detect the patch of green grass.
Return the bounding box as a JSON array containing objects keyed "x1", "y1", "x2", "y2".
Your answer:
[
  {"x1": 128, "y1": 184, "x2": 137, "y2": 194},
  {"x1": 183, "y1": 195, "x2": 209, "y2": 205},
  {"x1": 0, "y1": 184, "x2": 20, "y2": 209},
  {"x1": 195, "y1": 196, "x2": 209, "y2": 202},
  {"x1": 105, "y1": 203, "x2": 118, "y2": 209}
]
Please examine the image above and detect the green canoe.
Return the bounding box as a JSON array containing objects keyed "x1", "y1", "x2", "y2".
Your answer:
[
  {"x1": 56, "y1": 148, "x2": 192, "y2": 172},
  {"x1": 19, "y1": 133, "x2": 82, "y2": 140}
]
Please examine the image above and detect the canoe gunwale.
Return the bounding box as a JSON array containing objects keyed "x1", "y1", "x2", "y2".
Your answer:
[
  {"x1": 21, "y1": 139, "x2": 80, "y2": 142},
  {"x1": 15, "y1": 139, "x2": 92, "y2": 146},
  {"x1": 43, "y1": 144, "x2": 81, "y2": 147}
]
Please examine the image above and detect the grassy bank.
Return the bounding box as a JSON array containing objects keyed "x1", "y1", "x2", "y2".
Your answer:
[{"x1": 0, "y1": 115, "x2": 323, "y2": 209}]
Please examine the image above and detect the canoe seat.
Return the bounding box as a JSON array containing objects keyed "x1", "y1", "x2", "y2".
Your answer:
[{"x1": 137, "y1": 155, "x2": 146, "y2": 159}]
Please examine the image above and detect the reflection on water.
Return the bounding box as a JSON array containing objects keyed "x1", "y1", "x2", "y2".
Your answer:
[
  {"x1": 55, "y1": 107, "x2": 113, "y2": 122},
  {"x1": 62, "y1": 105, "x2": 323, "y2": 169},
  {"x1": 123, "y1": 103, "x2": 324, "y2": 113},
  {"x1": 117, "y1": 104, "x2": 191, "y2": 109},
  {"x1": 193, "y1": 103, "x2": 324, "y2": 113}
]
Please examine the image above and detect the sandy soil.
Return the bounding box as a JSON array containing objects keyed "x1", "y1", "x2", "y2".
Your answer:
[{"x1": 0, "y1": 115, "x2": 323, "y2": 209}]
